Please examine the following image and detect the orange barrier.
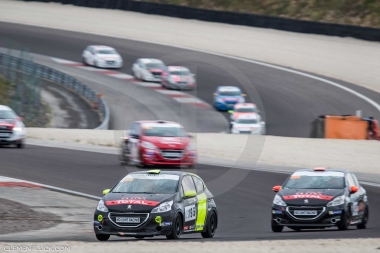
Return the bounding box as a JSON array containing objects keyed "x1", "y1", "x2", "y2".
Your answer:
[{"x1": 324, "y1": 115, "x2": 368, "y2": 139}]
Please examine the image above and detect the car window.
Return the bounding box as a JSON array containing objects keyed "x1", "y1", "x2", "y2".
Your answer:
[
  {"x1": 192, "y1": 176, "x2": 204, "y2": 194},
  {"x1": 235, "y1": 118, "x2": 258, "y2": 124},
  {"x1": 236, "y1": 107, "x2": 256, "y2": 113},
  {"x1": 180, "y1": 186, "x2": 185, "y2": 199},
  {"x1": 283, "y1": 172, "x2": 345, "y2": 189},
  {"x1": 351, "y1": 173, "x2": 360, "y2": 187},
  {"x1": 181, "y1": 176, "x2": 197, "y2": 193},
  {"x1": 0, "y1": 110, "x2": 17, "y2": 119},
  {"x1": 346, "y1": 173, "x2": 356, "y2": 188}
]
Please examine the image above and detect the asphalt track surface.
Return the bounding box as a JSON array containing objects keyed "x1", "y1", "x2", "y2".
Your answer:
[
  {"x1": 0, "y1": 145, "x2": 379, "y2": 241},
  {"x1": 2, "y1": 22, "x2": 380, "y2": 137}
]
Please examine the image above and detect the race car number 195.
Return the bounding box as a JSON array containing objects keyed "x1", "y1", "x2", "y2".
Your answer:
[{"x1": 185, "y1": 205, "x2": 196, "y2": 221}]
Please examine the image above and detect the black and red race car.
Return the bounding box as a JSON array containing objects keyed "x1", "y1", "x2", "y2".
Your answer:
[
  {"x1": 271, "y1": 167, "x2": 369, "y2": 232},
  {"x1": 94, "y1": 170, "x2": 218, "y2": 241}
]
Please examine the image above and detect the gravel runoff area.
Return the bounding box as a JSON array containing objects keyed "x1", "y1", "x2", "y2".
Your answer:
[
  {"x1": 1, "y1": 0, "x2": 380, "y2": 94},
  {"x1": 0, "y1": 198, "x2": 61, "y2": 235},
  {"x1": 25, "y1": 128, "x2": 380, "y2": 175}
]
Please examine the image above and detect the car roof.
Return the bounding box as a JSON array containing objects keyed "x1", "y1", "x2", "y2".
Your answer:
[
  {"x1": 217, "y1": 86, "x2": 241, "y2": 93},
  {"x1": 0, "y1": 105, "x2": 11, "y2": 111},
  {"x1": 128, "y1": 170, "x2": 202, "y2": 179},
  {"x1": 236, "y1": 113, "x2": 258, "y2": 119},
  {"x1": 293, "y1": 168, "x2": 349, "y2": 175},
  {"x1": 168, "y1": 66, "x2": 189, "y2": 72},
  {"x1": 235, "y1": 103, "x2": 256, "y2": 108},
  {"x1": 91, "y1": 45, "x2": 115, "y2": 50},
  {"x1": 139, "y1": 58, "x2": 163, "y2": 64}
]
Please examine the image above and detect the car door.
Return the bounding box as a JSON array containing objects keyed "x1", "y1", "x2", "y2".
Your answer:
[
  {"x1": 346, "y1": 173, "x2": 362, "y2": 220},
  {"x1": 351, "y1": 173, "x2": 367, "y2": 220},
  {"x1": 192, "y1": 176, "x2": 208, "y2": 232},
  {"x1": 181, "y1": 175, "x2": 198, "y2": 232},
  {"x1": 128, "y1": 122, "x2": 140, "y2": 162}
]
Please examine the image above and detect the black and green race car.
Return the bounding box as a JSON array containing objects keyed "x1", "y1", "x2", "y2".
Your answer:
[{"x1": 94, "y1": 170, "x2": 218, "y2": 240}]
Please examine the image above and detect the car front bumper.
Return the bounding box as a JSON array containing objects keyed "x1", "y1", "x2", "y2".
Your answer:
[
  {"x1": 271, "y1": 205, "x2": 346, "y2": 227},
  {"x1": 141, "y1": 148, "x2": 196, "y2": 165},
  {"x1": 94, "y1": 211, "x2": 174, "y2": 237},
  {"x1": 0, "y1": 131, "x2": 26, "y2": 145},
  {"x1": 97, "y1": 61, "x2": 123, "y2": 68}
]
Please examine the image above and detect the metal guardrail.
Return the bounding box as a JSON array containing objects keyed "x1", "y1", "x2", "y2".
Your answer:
[{"x1": 0, "y1": 52, "x2": 109, "y2": 130}]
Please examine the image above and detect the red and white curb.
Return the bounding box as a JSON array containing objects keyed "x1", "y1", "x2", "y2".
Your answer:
[
  {"x1": 0, "y1": 175, "x2": 101, "y2": 199},
  {"x1": 52, "y1": 57, "x2": 211, "y2": 109}
]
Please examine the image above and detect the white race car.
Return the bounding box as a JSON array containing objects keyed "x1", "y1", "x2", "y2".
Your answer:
[
  {"x1": 131, "y1": 58, "x2": 166, "y2": 82},
  {"x1": 230, "y1": 114, "x2": 265, "y2": 135},
  {"x1": 82, "y1": 45, "x2": 123, "y2": 69},
  {"x1": 0, "y1": 105, "x2": 26, "y2": 148},
  {"x1": 161, "y1": 66, "x2": 196, "y2": 90},
  {"x1": 229, "y1": 103, "x2": 262, "y2": 122}
]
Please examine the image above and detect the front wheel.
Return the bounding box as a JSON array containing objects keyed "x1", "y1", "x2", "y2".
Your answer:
[
  {"x1": 338, "y1": 208, "x2": 351, "y2": 230},
  {"x1": 201, "y1": 212, "x2": 217, "y2": 238},
  {"x1": 357, "y1": 207, "x2": 369, "y2": 229},
  {"x1": 95, "y1": 234, "x2": 110, "y2": 241},
  {"x1": 166, "y1": 213, "x2": 182, "y2": 240},
  {"x1": 271, "y1": 221, "x2": 283, "y2": 232},
  {"x1": 17, "y1": 142, "x2": 24, "y2": 148}
]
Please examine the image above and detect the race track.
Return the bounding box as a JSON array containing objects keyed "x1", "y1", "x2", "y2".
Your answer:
[
  {"x1": 2, "y1": 22, "x2": 380, "y2": 137},
  {"x1": 0, "y1": 145, "x2": 379, "y2": 241}
]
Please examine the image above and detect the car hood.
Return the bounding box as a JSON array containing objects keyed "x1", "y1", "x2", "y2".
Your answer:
[
  {"x1": 219, "y1": 96, "x2": 242, "y2": 101},
  {"x1": 142, "y1": 136, "x2": 191, "y2": 149},
  {"x1": 278, "y1": 189, "x2": 344, "y2": 206},
  {"x1": 104, "y1": 193, "x2": 175, "y2": 212}
]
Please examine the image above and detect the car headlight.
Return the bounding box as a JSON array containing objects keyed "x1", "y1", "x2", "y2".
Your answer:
[
  {"x1": 96, "y1": 199, "x2": 109, "y2": 212},
  {"x1": 13, "y1": 127, "x2": 23, "y2": 132},
  {"x1": 151, "y1": 200, "x2": 173, "y2": 213},
  {"x1": 326, "y1": 195, "x2": 345, "y2": 207},
  {"x1": 273, "y1": 195, "x2": 286, "y2": 206},
  {"x1": 141, "y1": 141, "x2": 157, "y2": 150}
]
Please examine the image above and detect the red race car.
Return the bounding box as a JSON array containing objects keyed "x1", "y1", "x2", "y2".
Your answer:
[{"x1": 119, "y1": 120, "x2": 196, "y2": 168}]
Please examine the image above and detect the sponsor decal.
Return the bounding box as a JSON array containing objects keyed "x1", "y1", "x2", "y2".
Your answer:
[
  {"x1": 195, "y1": 225, "x2": 203, "y2": 229},
  {"x1": 123, "y1": 177, "x2": 134, "y2": 182},
  {"x1": 97, "y1": 214, "x2": 103, "y2": 222},
  {"x1": 122, "y1": 196, "x2": 147, "y2": 200},
  {"x1": 282, "y1": 192, "x2": 334, "y2": 201},
  {"x1": 161, "y1": 222, "x2": 172, "y2": 226},
  {"x1": 106, "y1": 200, "x2": 160, "y2": 206},
  {"x1": 290, "y1": 175, "x2": 301, "y2": 179},
  {"x1": 155, "y1": 216, "x2": 162, "y2": 224},
  {"x1": 127, "y1": 205, "x2": 131, "y2": 209},
  {"x1": 328, "y1": 210, "x2": 343, "y2": 215},
  {"x1": 304, "y1": 199, "x2": 309, "y2": 203},
  {"x1": 272, "y1": 210, "x2": 282, "y2": 214}
]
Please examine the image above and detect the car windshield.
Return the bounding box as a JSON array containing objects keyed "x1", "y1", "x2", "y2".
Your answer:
[
  {"x1": 0, "y1": 110, "x2": 16, "y2": 119},
  {"x1": 111, "y1": 174, "x2": 179, "y2": 194},
  {"x1": 96, "y1": 49, "x2": 116, "y2": 54},
  {"x1": 146, "y1": 63, "x2": 165, "y2": 69},
  {"x1": 219, "y1": 91, "x2": 241, "y2": 96},
  {"x1": 283, "y1": 172, "x2": 345, "y2": 189},
  {"x1": 236, "y1": 119, "x2": 258, "y2": 124},
  {"x1": 170, "y1": 70, "x2": 190, "y2": 76},
  {"x1": 236, "y1": 107, "x2": 256, "y2": 112},
  {"x1": 143, "y1": 126, "x2": 187, "y2": 137}
]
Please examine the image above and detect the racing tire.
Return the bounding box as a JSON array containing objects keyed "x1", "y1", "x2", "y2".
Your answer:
[
  {"x1": 201, "y1": 212, "x2": 217, "y2": 238},
  {"x1": 337, "y1": 208, "x2": 351, "y2": 230},
  {"x1": 166, "y1": 213, "x2": 183, "y2": 240},
  {"x1": 95, "y1": 234, "x2": 110, "y2": 241},
  {"x1": 17, "y1": 142, "x2": 24, "y2": 149},
  {"x1": 271, "y1": 221, "x2": 284, "y2": 232},
  {"x1": 357, "y1": 207, "x2": 369, "y2": 229}
]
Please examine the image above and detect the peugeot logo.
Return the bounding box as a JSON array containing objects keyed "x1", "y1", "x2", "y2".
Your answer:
[
  {"x1": 304, "y1": 199, "x2": 309, "y2": 203},
  {"x1": 127, "y1": 205, "x2": 131, "y2": 209}
]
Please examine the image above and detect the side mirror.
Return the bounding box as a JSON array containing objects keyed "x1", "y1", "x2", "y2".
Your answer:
[
  {"x1": 103, "y1": 189, "x2": 110, "y2": 195},
  {"x1": 242, "y1": 94, "x2": 247, "y2": 97},
  {"x1": 350, "y1": 186, "x2": 358, "y2": 194},
  {"x1": 184, "y1": 191, "x2": 197, "y2": 198},
  {"x1": 228, "y1": 110, "x2": 233, "y2": 114},
  {"x1": 272, "y1": 186, "x2": 282, "y2": 192}
]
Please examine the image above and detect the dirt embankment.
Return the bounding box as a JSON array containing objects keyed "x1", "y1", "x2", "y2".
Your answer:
[{"x1": 143, "y1": 0, "x2": 380, "y2": 28}]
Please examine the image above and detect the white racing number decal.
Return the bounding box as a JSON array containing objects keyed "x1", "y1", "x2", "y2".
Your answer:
[{"x1": 185, "y1": 205, "x2": 196, "y2": 222}]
